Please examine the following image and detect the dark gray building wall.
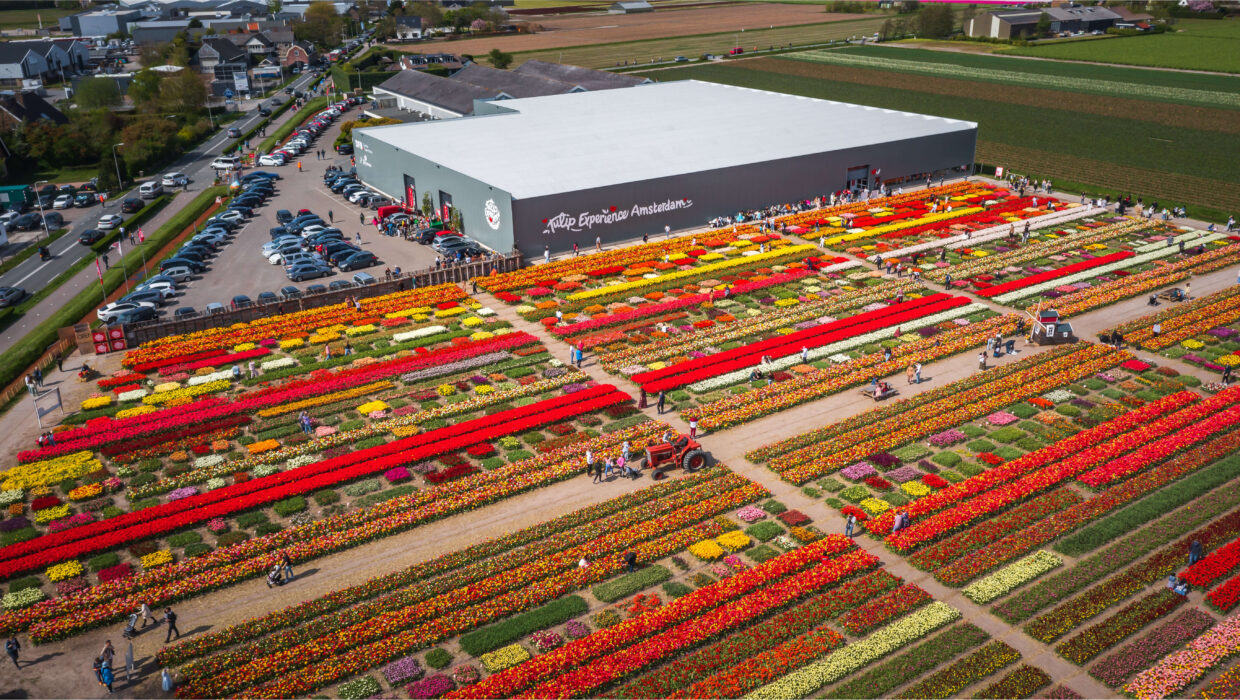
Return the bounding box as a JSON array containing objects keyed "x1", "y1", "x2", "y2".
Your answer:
[
  {"x1": 356, "y1": 124, "x2": 975, "y2": 256},
  {"x1": 511, "y1": 128, "x2": 975, "y2": 254},
  {"x1": 354, "y1": 127, "x2": 517, "y2": 254}
]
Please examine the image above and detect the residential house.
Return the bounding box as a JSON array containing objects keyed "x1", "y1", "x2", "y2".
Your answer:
[
  {"x1": 963, "y1": 10, "x2": 1044, "y2": 39},
  {"x1": 261, "y1": 28, "x2": 295, "y2": 52},
  {"x1": 195, "y1": 37, "x2": 250, "y2": 80},
  {"x1": 393, "y1": 15, "x2": 424, "y2": 41},
  {"x1": 0, "y1": 91, "x2": 69, "y2": 131},
  {"x1": 609, "y1": 1, "x2": 653, "y2": 13},
  {"x1": 283, "y1": 41, "x2": 318, "y2": 68},
  {"x1": 243, "y1": 32, "x2": 275, "y2": 58},
  {"x1": 1042, "y1": 5, "x2": 1120, "y2": 33},
  {"x1": 0, "y1": 44, "x2": 52, "y2": 87}
]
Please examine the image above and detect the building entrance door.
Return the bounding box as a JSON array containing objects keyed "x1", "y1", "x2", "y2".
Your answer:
[{"x1": 846, "y1": 165, "x2": 871, "y2": 192}]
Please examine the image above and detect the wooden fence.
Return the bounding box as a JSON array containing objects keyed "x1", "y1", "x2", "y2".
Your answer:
[{"x1": 125, "y1": 251, "x2": 523, "y2": 346}]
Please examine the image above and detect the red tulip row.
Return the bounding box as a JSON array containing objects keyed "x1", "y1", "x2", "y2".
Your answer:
[
  {"x1": 98, "y1": 414, "x2": 250, "y2": 457},
  {"x1": 523, "y1": 551, "x2": 877, "y2": 699},
  {"x1": 867, "y1": 390, "x2": 1198, "y2": 536},
  {"x1": 1078, "y1": 402, "x2": 1240, "y2": 487},
  {"x1": 453, "y1": 537, "x2": 867, "y2": 699},
  {"x1": 907, "y1": 489, "x2": 1082, "y2": 571},
  {"x1": 618, "y1": 570, "x2": 900, "y2": 699},
  {"x1": 974, "y1": 251, "x2": 1134, "y2": 298},
  {"x1": 878, "y1": 390, "x2": 1205, "y2": 546},
  {"x1": 44, "y1": 397, "x2": 227, "y2": 444},
  {"x1": 550, "y1": 270, "x2": 814, "y2": 338},
  {"x1": 145, "y1": 346, "x2": 272, "y2": 375},
  {"x1": 836, "y1": 583, "x2": 932, "y2": 635},
  {"x1": 20, "y1": 333, "x2": 534, "y2": 463},
  {"x1": 1207, "y1": 574, "x2": 1240, "y2": 612},
  {"x1": 0, "y1": 385, "x2": 627, "y2": 576},
  {"x1": 635, "y1": 294, "x2": 969, "y2": 392},
  {"x1": 934, "y1": 428, "x2": 1240, "y2": 587},
  {"x1": 876, "y1": 197, "x2": 1041, "y2": 241},
  {"x1": 1182, "y1": 533, "x2": 1240, "y2": 588}
]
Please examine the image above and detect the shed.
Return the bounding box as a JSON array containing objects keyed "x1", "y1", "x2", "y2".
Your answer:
[{"x1": 609, "y1": 1, "x2": 653, "y2": 14}]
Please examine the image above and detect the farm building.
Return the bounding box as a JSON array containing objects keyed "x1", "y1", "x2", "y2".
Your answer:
[
  {"x1": 610, "y1": 1, "x2": 653, "y2": 13},
  {"x1": 963, "y1": 10, "x2": 1043, "y2": 39},
  {"x1": 352, "y1": 80, "x2": 977, "y2": 255}
]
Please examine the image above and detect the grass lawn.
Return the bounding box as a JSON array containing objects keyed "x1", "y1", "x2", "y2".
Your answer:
[
  {"x1": 0, "y1": 6, "x2": 75, "y2": 30},
  {"x1": 1001, "y1": 19, "x2": 1240, "y2": 73},
  {"x1": 637, "y1": 61, "x2": 1240, "y2": 217},
  {"x1": 510, "y1": 16, "x2": 889, "y2": 68}
]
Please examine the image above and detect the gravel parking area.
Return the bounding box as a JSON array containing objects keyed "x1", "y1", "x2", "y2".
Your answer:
[{"x1": 167, "y1": 113, "x2": 442, "y2": 314}]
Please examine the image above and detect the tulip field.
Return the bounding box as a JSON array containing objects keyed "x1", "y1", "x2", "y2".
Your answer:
[{"x1": 6, "y1": 178, "x2": 1240, "y2": 700}]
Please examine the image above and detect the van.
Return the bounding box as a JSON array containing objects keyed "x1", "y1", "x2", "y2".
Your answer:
[
  {"x1": 138, "y1": 181, "x2": 164, "y2": 199},
  {"x1": 352, "y1": 272, "x2": 376, "y2": 286}
]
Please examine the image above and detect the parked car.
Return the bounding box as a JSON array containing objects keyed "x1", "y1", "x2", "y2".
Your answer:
[
  {"x1": 173, "y1": 306, "x2": 198, "y2": 319},
  {"x1": 337, "y1": 251, "x2": 378, "y2": 271},
  {"x1": 257, "y1": 291, "x2": 279, "y2": 305},
  {"x1": 42, "y1": 212, "x2": 64, "y2": 229},
  {"x1": 121, "y1": 289, "x2": 172, "y2": 306},
  {"x1": 211, "y1": 155, "x2": 241, "y2": 170},
  {"x1": 52, "y1": 194, "x2": 73, "y2": 209},
  {"x1": 0, "y1": 286, "x2": 27, "y2": 308},
  {"x1": 112, "y1": 306, "x2": 158, "y2": 325},
  {"x1": 278, "y1": 285, "x2": 302, "y2": 300},
  {"x1": 258, "y1": 154, "x2": 286, "y2": 167},
  {"x1": 138, "y1": 181, "x2": 164, "y2": 199},
  {"x1": 226, "y1": 127, "x2": 242, "y2": 138},
  {"x1": 74, "y1": 192, "x2": 96, "y2": 207},
  {"x1": 243, "y1": 171, "x2": 281, "y2": 182},
  {"x1": 335, "y1": 143, "x2": 353, "y2": 155},
  {"x1": 97, "y1": 214, "x2": 123, "y2": 230},
  {"x1": 328, "y1": 280, "x2": 352, "y2": 291},
  {"x1": 286, "y1": 262, "x2": 331, "y2": 282},
  {"x1": 10, "y1": 212, "x2": 42, "y2": 231},
  {"x1": 78, "y1": 229, "x2": 106, "y2": 245},
  {"x1": 205, "y1": 302, "x2": 226, "y2": 315},
  {"x1": 98, "y1": 300, "x2": 155, "y2": 324},
  {"x1": 305, "y1": 283, "x2": 327, "y2": 295}
]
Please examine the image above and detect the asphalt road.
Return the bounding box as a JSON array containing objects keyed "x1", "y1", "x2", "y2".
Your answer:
[{"x1": 0, "y1": 70, "x2": 320, "y2": 298}]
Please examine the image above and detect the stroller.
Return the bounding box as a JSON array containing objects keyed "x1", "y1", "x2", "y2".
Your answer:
[
  {"x1": 266, "y1": 565, "x2": 285, "y2": 588},
  {"x1": 122, "y1": 612, "x2": 138, "y2": 640}
]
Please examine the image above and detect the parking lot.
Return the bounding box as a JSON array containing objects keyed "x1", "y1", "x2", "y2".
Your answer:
[{"x1": 147, "y1": 106, "x2": 446, "y2": 316}]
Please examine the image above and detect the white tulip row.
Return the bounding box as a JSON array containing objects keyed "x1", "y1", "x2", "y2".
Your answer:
[
  {"x1": 873, "y1": 206, "x2": 1104, "y2": 261},
  {"x1": 1132, "y1": 228, "x2": 1213, "y2": 254},
  {"x1": 687, "y1": 303, "x2": 986, "y2": 392},
  {"x1": 745, "y1": 601, "x2": 962, "y2": 698},
  {"x1": 392, "y1": 325, "x2": 448, "y2": 343},
  {"x1": 187, "y1": 370, "x2": 233, "y2": 386},
  {"x1": 993, "y1": 232, "x2": 1229, "y2": 304},
  {"x1": 962, "y1": 550, "x2": 1063, "y2": 604},
  {"x1": 260, "y1": 357, "x2": 297, "y2": 372}
]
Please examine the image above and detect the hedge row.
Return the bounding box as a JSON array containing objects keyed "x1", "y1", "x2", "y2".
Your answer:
[
  {"x1": 458, "y1": 595, "x2": 588, "y2": 657},
  {"x1": 592, "y1": 565, "x2": 672, "y2": 603}
]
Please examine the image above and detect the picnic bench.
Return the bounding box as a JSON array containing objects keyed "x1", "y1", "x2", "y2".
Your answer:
[{"x1": 860, "y1": 385, "x2": 898, "y2": 401}]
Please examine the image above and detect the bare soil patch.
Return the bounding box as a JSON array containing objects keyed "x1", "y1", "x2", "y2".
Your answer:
[{"x1": 400, "y1": 5, "x2": 868, "y2": 56}]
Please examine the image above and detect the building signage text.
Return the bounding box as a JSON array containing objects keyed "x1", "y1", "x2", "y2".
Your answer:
[{"x1": 541, "y1": 197, "x2": 693, "y2": 235}]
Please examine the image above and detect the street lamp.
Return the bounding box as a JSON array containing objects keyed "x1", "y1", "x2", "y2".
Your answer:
[
  {"x1": 111, "y1": 143, "x2": 124, "y2": 195},
  {"x1": 33, "y1": 179, "x2": 50, "y2": 241},
  {"x1": 205, "y1": 97, "x2": 216, "y2": 128}
]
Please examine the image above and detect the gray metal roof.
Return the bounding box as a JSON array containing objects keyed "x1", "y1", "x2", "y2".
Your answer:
[
  {"x1": 376, "y1": 69, "x2": 501, "y2": 115},
  {"x1": 450, "y1": 64, "x2": 579, "y2": 99},
  {"x1": 513, "y1": 60, "x2": 651, "y2": 91},
  {"x1": 359, "y1": 80, "x2": 976, "y2": 200}
]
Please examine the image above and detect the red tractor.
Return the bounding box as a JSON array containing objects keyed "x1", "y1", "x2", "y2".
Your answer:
[{"x1": 640, "y1": 432, "x2": 709, "y2": 477}]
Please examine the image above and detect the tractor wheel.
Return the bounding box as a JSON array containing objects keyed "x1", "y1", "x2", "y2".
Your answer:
[{"x1": 682, "y1": 449, "x2": 707, "y2": 471}]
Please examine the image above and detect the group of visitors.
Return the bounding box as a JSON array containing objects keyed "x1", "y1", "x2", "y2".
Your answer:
[{"x1": 584, "y1": 443, "x2": 640, "y2": 482}]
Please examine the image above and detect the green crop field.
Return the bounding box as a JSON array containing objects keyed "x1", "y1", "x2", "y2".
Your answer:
[
  {"x1": 637, "y1": 59, "x2": 1240, "y2": 217},
  {"x1": 510, "y1": 17, "x2": 888, "y2": 69},
  {"x1": 0, "y1": 6, "x2": 75, "y2": 30},
  {"x1": 1001, "y1": 19, "x2": 1240, "y2": 73}
]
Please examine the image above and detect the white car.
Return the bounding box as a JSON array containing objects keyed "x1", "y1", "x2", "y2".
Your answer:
[
  {"x1": 162, "y1": 172, "x2": 189, "y2": 187},
  {"x1": 98, "y1": 300, "x2": 155, "y2": 323},
  {"x1": 98, "y1": 214, "x2": 123, "y2": 230},
  {"x1": 52, "y1": 194, "x2": 74, "y2": 209},
  {"x1": 0, "y1": 211, "x2": 18, "y2": 226},
  {"x1": 216, "y1": 210, "x2": 245, "y2": 224},
  {"x1": 137, "y1": 279, "x2": 177, "y2": 293},
  {"x1": 210, "y1": 156, "x2": 241, "y2": 170},
  {"x1": 258, "y1": 154, "x2": 286, "y2": 166},
  {"x1": 347, "y1": 190, "x2": 374, "y2": 204}
]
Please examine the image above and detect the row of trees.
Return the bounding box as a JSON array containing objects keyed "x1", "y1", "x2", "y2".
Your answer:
[{"x1": 878, "y1": 3, "x2": 955, "y2": 40}]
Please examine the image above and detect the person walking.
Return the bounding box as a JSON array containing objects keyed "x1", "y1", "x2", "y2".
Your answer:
[
  {"x1": 248, "y1": 360, "x2": 257, "y2": 379},
  {"x1": 100, "y1": 659, "x2": 114, "y2": 693},
  {"x1": 25, "y1": 374, "x2": 35, "y2": 397},
  {"x1": 623, "y1": 550, "x2": 637, "y2": 573},
  {"x1": 163, "y1": 607, "x2": 180, "y2": 643},
  {"x1": 56, "y1": 353, "x2": 63, "y2": 372},
  {"x1": 590, "y1": 457, "x2": 601, "y2": 483},
  {"x1": 360, "y1": 211, "x2": 365, "y2": 225},
  {"x1": 356, "y1": 231, "x2": 362, "y2": 244},
  {"x1": 978, "y1": 352, "x2": 987, "y2": 371},
  {"x1": 576, "y1": 344, "x2": 585, "y2": 367},
  {"x1": 844, "y1": 513, "x2": 855, "y2": 538},
  {"x1": 622, "y1": 440, "x2": 631, "y2": 465},
  {"x1": 595, "y1": 235, "x2": 601, "y2": 252},
  {"x1": 100, "y1": 640, "x2": 115, "y2": 666},
  {"x1": 906, "y1": 364, "x2": 916, "y2": 384},
  {"x1": 5, "y1": 636, "x2": 18, "y2": 669},
  {"x1": 281, "y1": 551, "x2": 294, "y2": 581},
  {"x1": 914, "y1": 362, "x2": 922, "y2": 384},
  {"x1": 139, "y1": 601, "x2": 152, "y2": 628},
  {"x1": 93, "y1": 656, "x2": 105, "y2": 687},
  {"x1": 1190, "y1": 540, "x2": 1203, "y2": 565},
  {"x1": 657, "y1": 390, "x2": 666, "y2": 415},
  {"x1": 800, "y1": 346, "x2": 809, "y2": 364},
  {"x1": 688, "y1": 417, "x2": 697, "y2": 439},
  {"x1": 883, "y1": 346, "x2": 892, "y2": 363},
  {"x1": 33, "y1": 366, "x2": 42, "y2": 388},
  {"x1": 328, "y1": 210, "x2": 334, "y2": 223}
]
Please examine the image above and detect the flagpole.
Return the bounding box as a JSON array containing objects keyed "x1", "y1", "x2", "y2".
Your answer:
[{"x1": 116, "y1": 239, "x2": 131, "y2": 294}]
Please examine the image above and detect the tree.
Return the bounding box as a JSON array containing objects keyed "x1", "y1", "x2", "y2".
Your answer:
[
  {"x1": 75, "y1": 77, "x2": 121, "y2": 109},
  {"x1": 1035, "y1": 12, "x2": 1051, "y2": 38},
  {"x1": 295, "y1": 2, "x2": 345, "y2": 49},
  {"x1": 487, "y1": 47, "x2": 512, "y2": 69},
  {"x1": 128, "y1": 69, "x2": 162, "y2": 111},
  {"x1": 409, "y1": 1, "x2": 442, "y2": 27},
  {"x1": 916, "y1": 3, "x2": 955, "y2": 38},
  {"x1": 422, "y1": 191, "x2": 433, "y2": 216},
  {"x1": 160, "y1": 69, "x2": 207, "y2": 115},
  {"x1": 96, "y1": 145, "x2": 128, "y2": 191},
  {"x1": 187, "y1": 17, "x2": 202, "y2": 28}
]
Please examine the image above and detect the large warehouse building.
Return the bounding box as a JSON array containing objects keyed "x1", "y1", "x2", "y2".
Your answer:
[{"x1": 352, "y1": 80, "x2": 977, "y2": 255}]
